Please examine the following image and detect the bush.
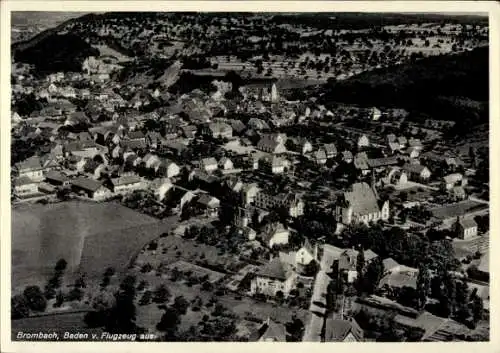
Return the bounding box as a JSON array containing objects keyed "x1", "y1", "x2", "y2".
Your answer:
[
  {"x1": 141, "y1": 263, "x2": 154, "y2": 273},
  {"x1": 12, "y1": 294, "x2": 30, "y2": 319},
  {"x1": 139, "y1": 291, "x2": 153, "y2": 306},
  {"x1": 153, "y1": 285, "x2": 171, "y2": 304},
  {"x1": 23, "y1": 286, "x2": 47, "y2": 312}
]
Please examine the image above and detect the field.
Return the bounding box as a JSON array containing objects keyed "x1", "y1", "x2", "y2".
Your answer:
[{"x1": 11, "y1": 201, "x2": 176, "y2": 292}]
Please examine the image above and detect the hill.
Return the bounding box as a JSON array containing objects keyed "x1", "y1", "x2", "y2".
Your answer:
[
  {"x1": 13, "y1": 33, "x2": 99, "y2": 74},
  {"x1": 319, "y1": 46, "x2": 489, "y2": 134}
]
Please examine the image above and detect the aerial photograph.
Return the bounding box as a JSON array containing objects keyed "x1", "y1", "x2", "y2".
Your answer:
[{"x1": 10, "y1": 11, "x2": 489, "y2": 342}]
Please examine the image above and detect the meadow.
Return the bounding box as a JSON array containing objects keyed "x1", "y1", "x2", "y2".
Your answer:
[{"x1": 11, "y1": 201, "x2": 175, "y2": 292}]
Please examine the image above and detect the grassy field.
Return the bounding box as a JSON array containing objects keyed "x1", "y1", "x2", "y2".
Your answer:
[{"x1": 11, "y1": 201, "x2": 176, "y2": 292}]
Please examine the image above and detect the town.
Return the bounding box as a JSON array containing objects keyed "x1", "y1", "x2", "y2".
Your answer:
[{"x1": 10, "y1": 12, "x2": 489, "y2": 342}]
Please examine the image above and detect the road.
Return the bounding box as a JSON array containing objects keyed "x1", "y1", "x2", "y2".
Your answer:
[{"x1": 302, "y1": 246, "x2": 336, "y2": 342}]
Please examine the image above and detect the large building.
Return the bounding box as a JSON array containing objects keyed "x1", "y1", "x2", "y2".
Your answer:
[
  {"x1": 335, "y1": 182, "x2": 389, "y2": 225},
  {"x1": 250, "y1": 257, "x2": 296, "y2": 298}
]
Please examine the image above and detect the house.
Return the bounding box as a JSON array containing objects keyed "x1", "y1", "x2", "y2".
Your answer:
[
  {"x1": 13, "y1": 177, "x2": 40, "y2": 198},
  {"x1": 385, "y1": 168, "x2": 408, "y2": 186},
  {"x1": 247, "y1": 118, "x2": 270, "y2": 131},
  {"x1": 254, "y1": 191, "x2": 305, "y2": 218},
  {"x1": 323, "y1": 317, "x2": 364, "y2": 342},
  {"x1": 314, "y1": 148, "x2": 327, "y2": 165},
  {"x1": 204, "y1": 122, "x2": 233, "y2": 139},
  {"x1": 260, "y1": 222, "x2": 290, "y2": 248},
  {"x1": 353, "y1": 153, "x2": 370, "y2": 175},
  {"x1": 387, "y1": 142, "x2": 401, "y2": 155},
  {"x1": 180, "y1": 125, "x2": 197, "y2": 139},
  {"x1": 64, "y1": 141, "x2": 100, "y2": 159},
  {"x1": 229, "y1": 119, "x2": 246, "y2": 135},
  {"x1": 71, "y1": 177, "x2": 112, "y2": 200},
  {"x1": 406, "y1": 146, "x2": 421, "y2": 159},
  {"x1": 158, "y1": 160, "x2": 181, "y2": 179},
  {"x1": 367, "y1": 157, "x2": 399, "y2": 171},
  {"x1": 397, "y1": 136, "x2": 407, "y2": 149},
  {"x1": 339, "y1": 248, "x2": 379, "y2": 282},
  {"x1": 241, "y1": 226, "x2": 257, "y2": 241},
  {"x1": 259, "y1": 155, "x2": 287, "y2": 174},
  {"x1": 256, "y1": 134, "x2": 287, "y2": 154},
  {"x1": 44, "y1": 170, "x2": 70, "y2": 187},
  {"x1": 402, "y1": 163, "x2": 431, "y2": 182},
  {"x1": 145, "y1": 132, "x2": 163, "y2": 149},
  {"x1": 379, "y1": 260, "x2": 419, "y2": 290},
  {"x1": 218, "y1": 157, "x2": 234, "y2": 171},
  {"x1": 241, "y1": 183, "x2": 261, "y2": 205},
  {"x1": 295, "y1": 239, "x2": 317, "y2": 267},
  {"x1": 250, "y1": 257, "x2": 296, "y2": 297},
  {"x1": 153, "y1": 179, "x2": 174, "y2": 201},
  {"x1": 442, "y1": 173, "x2": 467, "y2": 191},
  {"x1": 408, "y1": 138, "x2": 423, "y2": 149},
  {"x1": 143, "y1": 154, "x2": 162, "y2": 170},
  {"x1": 324, "y1": 144, "x2": 337, "y2": 159},
  {"x1": 357, "y1": 134, "x2": 370, "y2": 148},
  {"x1": 201, "y1": 157, "x2": 218, "y2": 173},
  {"x1": 341, "y1": 150, "x2": 353, "y2": 163},
  {"x1": 455, "y1": 217, "x2": 478, "y2": 240},
  {"x1": 110, "y1": 175, "x2": 142, "y2": 194},
  {"x1": 14, "y1": 156, "x2": 48, "y2": 182},
  {"x1": 450, "y1": 186, "x2": 467, "y2": 200},
  {"x1": 386, "y1": 134, "x2": 397, "y2": 144},
  {"x1": 293, "y1": 138, "x2": 313, "y2": 155},
  {"x1": 197, "y1": 193, "x2": 220, "y2": 218},
  {"x1": 371, "y1": 107, "x2": 382, "y2": 121},
  {"x1": 249, "y1": 318, "x2": 287, "y2": 342},
  {"x1": 335, "y1": 182, "x2": 390, "y2": 225}
]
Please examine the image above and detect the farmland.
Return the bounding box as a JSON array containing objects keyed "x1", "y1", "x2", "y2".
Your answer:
[{"x1": 11, "y1": 201, "x2": 177, "y2": 292}]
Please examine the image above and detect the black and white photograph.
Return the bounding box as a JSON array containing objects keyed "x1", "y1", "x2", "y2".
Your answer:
[{"x1": 2, "y1": 1, "x2": 497, "y2": 348}]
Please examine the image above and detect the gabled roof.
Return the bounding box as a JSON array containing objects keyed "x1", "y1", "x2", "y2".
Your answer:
[
  {"x1": 13, "y1": 176, "x2": 37, "y2": 186},
  {"x1": 458, "y1": 217, "x2": 477, "y2": 229},
  {"x1": 111, "y1": 175, "x2": 141, "y2": 186},
  {"x1": 201, "y1": 157, "x2": 218, "y2": 166},
  {"x1": 324, "y1": 143, "x2": 337, "y2": 155},
  {"x1": 259, "y1": 319, "x2": 287, "y2": 342},
  {"x1": 403, "y1": 163, "x2": 428, "y2": 174},
  {"x1": 367, "y1": 157, "x2": 399, "y2": 169},
  {"x1": 324, "y1": 317, "x2": 363, "y2": 342},
  {"x1": 256, "y1": 257, "x2": 288, "y2": 281},
  {"x1": 339, "y1": 182, "x2": 380, "y2": 216},
  {"x1": 71, "y1": 177, "x2": 103, "y2": 192},
  {"x1": 15, "y1": 156, "x2": 43, "y2": 171},
  {"x1": 382, "y1": 257, "x2": 399, "y2": 272},
  {"x1": 45, "y1": 170, "x2": 69, "y2": 183}
]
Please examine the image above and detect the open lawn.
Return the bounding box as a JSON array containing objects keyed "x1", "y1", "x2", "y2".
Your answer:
[{"x1": 12, "y1": 201, "x2": 177, "y2": 291}]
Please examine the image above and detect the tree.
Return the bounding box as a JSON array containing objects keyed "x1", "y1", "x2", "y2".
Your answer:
[
  {"x1": 12, "y1": 294, "x2": 30, "y2": 319},
  {"x1": 105, "y1": 275, "x2": 138, "y2": 334},
  {"x1": 23, "y1": 286, "x2": 47, "y2": 312},
  {"x1": 139, "y1": 291, "x2": 153, "y2": 306},
  {"x1": 470, "y1": 291, "x2": 484, "y2": 326},
  {"x1": 157, "y1": 307, "x2": 181, "y2": 339},
  {"x1": 172, "y1": 296, "x2": 189, "y2": 315},
  {"x1": 54, "y1": 291, "x2": 65, "y2": 308},
  {"x1": 55, "y1": 259, "x2": 68, "y2": 273},
  {"x1": 153, "y1": 284, "x2": 171, "y2": 304},
  {"x1": 285, "y1": 315, "x2": 304, "y2": 342},
  {"x1": 356, "y1": 247, "x2": 365, "y2": 274},
  {"x1": 415, "y1": 264, "x2": 431, "y2": 310}
]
